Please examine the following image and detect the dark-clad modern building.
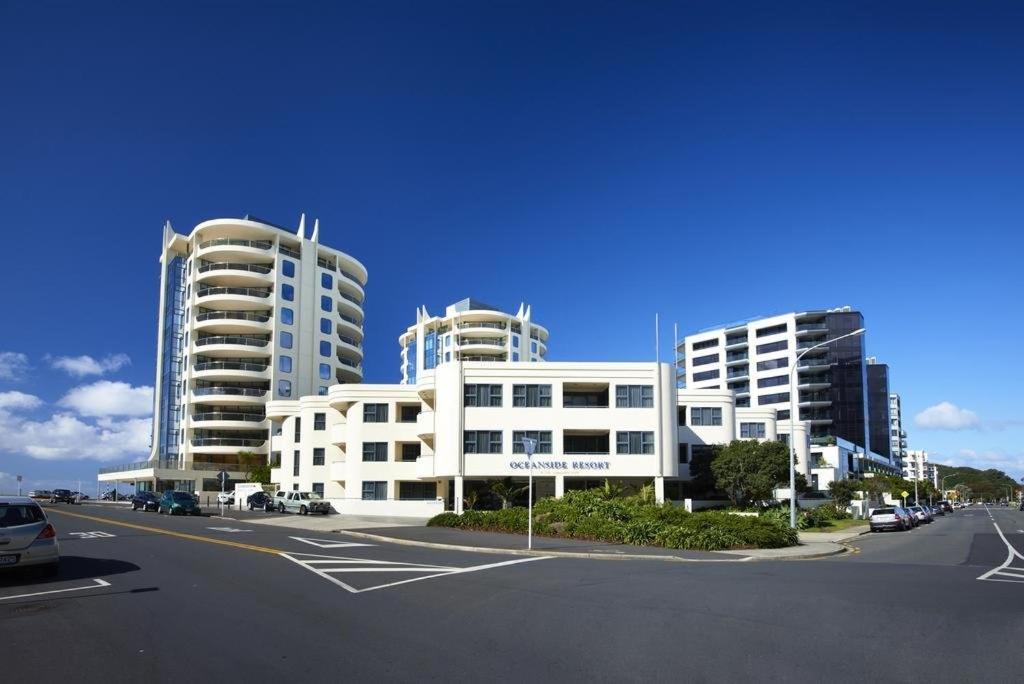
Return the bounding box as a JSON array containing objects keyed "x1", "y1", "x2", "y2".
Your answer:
[{"x1": 865, "y1": 357, "x2": 891, "y2": 459}]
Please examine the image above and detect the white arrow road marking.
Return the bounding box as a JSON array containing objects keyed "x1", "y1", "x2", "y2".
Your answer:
[
  {"x1": 977, "y1": 519, "x2": 1024, "y2": 584},
  {"x1": 289, "y1": 536, "x2": 373, "y2": 549},
  {"x1": 207, "y1": 527, "x2": 252, "y2": 533},
  {"x1": 280, "y1": 552, "x2": 549, "y2": 594},
  {"x1": 0, "y1": 578, "x2": 111, "y2": 601}
]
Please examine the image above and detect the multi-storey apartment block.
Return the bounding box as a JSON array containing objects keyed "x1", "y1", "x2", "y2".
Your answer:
[
  {"x1": 99, "y1": 215, "x2": 368, "y2": 494},
  {"x1": 903, "y1": 449, "x2": 937, "y2": 487},
  {"x1": 399, "y1": 298, "x2": 548, "y2": 384},
  {"x1": 889, "y1": 393, "x2": 908, "y2": 469}
]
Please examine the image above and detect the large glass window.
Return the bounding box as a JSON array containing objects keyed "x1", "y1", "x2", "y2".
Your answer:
[
  {"x1": 691, "y1": 407, "x2": 722, "y2": 426},
  {"x1": 399, "y1": 405, "x2": 420, "y2": 422},
  {"x1": 692, "y1": 338, "x2": 719, "y2": 350},
  {"x1": 740, "y1": 422, "x2": 766, "y2": 439},
  {"x1": 463, "y1": 430, "x2": 503, "y2": 454},
  {"x1": 281, "y1": 284, "x2": 294, "y2": 301},
  {"x1": 757, "y1": 375, "x2": 788, "y2": 388},
  {"x1": 319, "y1": 363, "x2": 331, "y2": 380},
  {"x1": 319, "y1": 341, "x2": 331, "y2": 357},
  {"x1": 282, "y1": 260, "x2": 295, "y2": 278},
  {"x1": 313, "y1": 413, "x2": 326, "y2": 430},
  {"x1": 616, "y1": 431, "x2": 655, "y2": 454},
  {"x1": 313, "y1": 448, "x2": 325, "y2": 465},
  {"x1": 399, "y1": 482, "x2": 435, "y2": 499},
  {"x1": 400, "y1": 443, "x2": 421, "y2": 462},
  {"x1": 757, "y1": 357, "x2": 787, "y2": 372},
  {"x1": 362, "y1": 442, "x2": 388, "y2": 462},
  {"x1": 755, "y1": 323, "x2": 788, "y2": 337},
  {"x1": 758, "y1": 392, "x2": 790, "y2": 405},
  {"x1": 277, "y1": 379, "x2": 291, "y2": 397},
  {"x1": 294, "y1": 417, "x2": 301, "y2": 440},
  {"x1": 320, "y1": 295, "x2": 332, "y2": 312},
  {"x1": 756, "y1": 340, "x2": 788, "y2": 354},
  {"x1": 512, "y1": 431, "x2": 552, "y2": 454},
  {"x1": 464, "y1": 384, "x2": 503, "y2": 407},
  {"x1": 321, "y1": 273, "x2": 333, "y2": 289},
  {"x1": 615, "y1": 385, "x2": 654, "y2": 408},
  {"x1": 279, "y1": 355, "x2": 292, "y2": 373},
  {"x1": 320, "y1": 317, "x2": 331, "y2": 334},
  {"x1": 693, "y1": 369, "x2": 720, "y2": 382},
  {"x1": 312, "y1": 482, "x2": 324, "y2": 497},
  {"x1": 361, "y1": 481, "x2": 386, "y2": 500},
  {"x1": 512, "y1": 384, "x2": 552, "y2": 407},
  {"x1": 692, "y1": 353, "x2": 719, "y2": 366},
  {"x1": 280, "y1": 331, "x2": 293, "y2": 349},
  {"x1": 423, "y1": 331, "x2": 437, "y2": 370},
  {"x1": 281, "y1": 307, "x2": 294, "y2": 325},
  {"x1": 363, "y1": 404, "x2": 389, "y2": 423}
]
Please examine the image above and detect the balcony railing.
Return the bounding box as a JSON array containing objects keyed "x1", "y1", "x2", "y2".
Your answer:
[
  {"x1": 197, "y1": 286, "x2": 271, "y2": 299},
  {"x1": 99, "y1": 459, "x2": 251, "y2": 474},
  {"x1": 195, "y1": 335, "x2": 269, "y2": 347},
  {"x1": 279, "y1": 245, "x2": 301, "y2": 259},
  {"x1": 198, "y1": 238, "x2": 272, "y2": 250},
  {"x1": 457, "y1": 321, "x2": 506, "y2": 330},
  {"x1": 198, "y1": 262, "x2": 272, "y2": 275},
  {"x1": 193, "y1": 361, "x2": 268, "y2": 373},
  {"x1": 798, "y1": 357, "x2": 830, "y2": 368},
  {"x1": 336, "y1": 357, "x2": 361, "y2": 370},
  {"x1": 460, "y1": 337, "x2": 505, "y2": 346},
  {"x1": 799, "y1": 392, "x2": 831, "y2": 403},
  {"x1": 339, "y1": 312, "x2": 360, "y2": 325},
  {"x1": 338, "y1": 291, "x2": 363, "y2": 306},
  {"x1": 317, "y1": 257, "x2": 336, "y2": 271},
  {"x1": 725, "y1": 337, "x2": 748, "y2": 346},
  {"x1": 193, "y1": 387, "x2": 267, "y2": 397},
  {"x1": 195, "y1": 311, "x2": 270, "y2": 323},
  {"x1": 726, "y1": 368, "x2": 749, "y2": 379},
  {"x1": 797, "y1": 322, "x2": 828, "y2": 332},
  {"x1": 725, "y1": 352, "x2": 748, "y2": 362},
  {"x1": 191, "y1": 438, "x2": 266, "y2": 448},
  {"x1": 338, "y1": 334, "x2": 362, "y2": 349},
  {"x1": 191, "y1": 412, "x2": 266, "y2": 423}
]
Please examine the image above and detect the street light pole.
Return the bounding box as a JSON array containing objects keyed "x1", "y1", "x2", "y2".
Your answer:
[
  {"x1": 788, "y1": 327, "x2": 865, "y2": 529},
  {"x1": 522, "y1": 437, "x2": 537, "y2": 550},
  {"x1": 940, "y1": 475, "x2": 958, "y2": 502}
]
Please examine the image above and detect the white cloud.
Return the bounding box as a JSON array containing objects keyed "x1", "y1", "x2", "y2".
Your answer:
[
  {"x1": 0, "y1": 410, "x2": 151, "y2": 463},
  {"x1": 914, "y1": 402, "x2": 981, "y2": 430},
  {"x1": 0, "y1": 352, "x2": 30, "y2": 380},
  {"x1": 49, "y1": 353, "x2": 131, "y2": 378},
  {"x1": 58, "y1": 380, "x2": 153, "y2": 417},
  {"x1": 0, "y1": 391, "x2": 42, "y2": 410}
]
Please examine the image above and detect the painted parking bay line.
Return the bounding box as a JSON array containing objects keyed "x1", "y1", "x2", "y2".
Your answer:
[
  {"x1": 977, "y1": 519, "x2": 1024, "y2": 584},
  {"x1": 0, "y1": 578, "x2": 111, "y2": 602},
  {"x1": 290, "y1": 536, "x2": 374, "y2": 549}
]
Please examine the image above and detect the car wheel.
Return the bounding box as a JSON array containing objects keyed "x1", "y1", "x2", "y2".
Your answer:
[
  {"x1": 300, "y1": 505, "x2": 308, "y2": 516},
  {"x1": 278, "y1": 503, "x2": 285, "y2": 513}
]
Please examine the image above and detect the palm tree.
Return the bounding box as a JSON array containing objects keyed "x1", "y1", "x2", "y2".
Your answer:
[
  {"x1": 463, "y1": 489, "x2": 480, "y2": 512},
  {"x1": 487, "y1": 478, "x2": 529, "y2": 509}
]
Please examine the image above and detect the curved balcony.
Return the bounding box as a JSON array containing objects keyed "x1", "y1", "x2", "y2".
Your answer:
[
  {"x1": 457, "y1": 337, "x2": 506, "y2": 354},
  {"x1": 196, "y1": 261, "x2": 274, "y2": 287},
  {"x1": 335, "y1": 356, "x2": 363, "y2": 383},
  {"x1": 196, "y1": 286, "x2": 273, "y2": 311},
  {"x1": 336, "y1": 273, "x2": 365, "y2": 301},
  {"x1": 194, "y1": 310, "x2": 271, "y2": 335},
  {"x1": 456, "y1": 320, "x2": 508, "y2": 336},
  {"x1": 192, "y1": 360, "x2": 270, "y2": 382},
  {"x1": 336, "y1": 295, "x2": 364, "y2": 320},
  {"x1": 193, "y1": 335, "x2": 270, "y2": 358},
  {"x1": 190, "y1": 437, "x2": 268, "y2": 455},
  {"x1": 337, "y1": 314, "x2": 364, "y2": 340},
  {"x1": 190, "y1": 411, "x2": 269, "y2": 430},
  {"x1": 191, "y1": 386, "x2": 267, "y2": 406},
  {"x1": 337, "y1": 335, "x2": 364, "y2": 359},
  {"x1": 196, "y1": 237, "x2": 274, "y2": 262}
]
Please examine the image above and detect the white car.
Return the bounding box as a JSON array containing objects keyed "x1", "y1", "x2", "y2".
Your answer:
[
  {"x1": 216, "y1": 492, "x2": 234, "y2": 505},
  {"x1": 0, "y1": 496, "x2": 60, "y2": 575}
]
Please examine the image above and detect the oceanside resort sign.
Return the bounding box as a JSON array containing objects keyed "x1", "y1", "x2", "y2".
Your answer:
[{"x1": 509, "y1": 458, "x2": 611, "y2": 472}]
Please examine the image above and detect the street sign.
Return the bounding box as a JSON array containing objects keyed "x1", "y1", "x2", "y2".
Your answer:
[
  {"x1": 521, "y1": 438, "x2": 537, "y2": 457},
  {"x1": 217, "y1": 470, "x2": 230, "y2": 484},
  {"x1": 16, "y1": 475, "x2": 22, "y2": 482},
  {"x1": 901, "y1": 490, "x2": 909, "y2": 498}
]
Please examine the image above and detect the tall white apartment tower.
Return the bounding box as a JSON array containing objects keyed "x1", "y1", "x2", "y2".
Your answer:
[
  {"x1": 399, "y1": 298, "x2": 549, "y2": 384},
  {"x1": 889, "y1": 393, "x2": 908, "y2": 468},
  {"x1": 99, "y1": 215, "x2": 368, "y2": 494},
  {"x1": 904, "y1": 450, "x2": 937, "y2": 487}
]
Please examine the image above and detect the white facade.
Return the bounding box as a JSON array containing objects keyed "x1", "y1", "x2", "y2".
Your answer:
[
  {"x1": 904, "y1": 449, "x2": 938, "y2": 487},
  {"x1": 889, "y1": 393, "x2": 908, "y2": 467},
  {"x1": 99, "y1": 215, "x2": 368, "y2": 493},
  {"x1": 266, "y1": 361, "x2": 813, "y2": 516},
  {"x1": 399, "y1": 298, "x2": 549, "y2": 384}
]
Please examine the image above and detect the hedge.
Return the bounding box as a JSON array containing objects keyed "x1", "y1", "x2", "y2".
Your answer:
[{"x1": 426, "y1": 489, "x2": 798, "y2": 551}]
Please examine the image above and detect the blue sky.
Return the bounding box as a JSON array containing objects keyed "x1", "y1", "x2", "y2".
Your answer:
[{"x1": 1, "y1": 1, "x2": 1022, "y2": 492}]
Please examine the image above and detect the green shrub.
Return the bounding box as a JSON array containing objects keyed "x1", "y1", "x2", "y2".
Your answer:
[{"x1": 427, "y1": 512, "x2": 463, "y2": 528}]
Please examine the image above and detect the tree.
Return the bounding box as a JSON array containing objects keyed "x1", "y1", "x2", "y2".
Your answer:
[
  {"x1": 238, "y1": 451, "x2": 270, "y2": 484},
  {"x1": 486, "y1": 478, "x2": 528, "y2": 509},
  {"x1": 828, "y1": 478, "x2": 860, "y2": 508},
  {"x1": 710, "y1": 440, "x2": 790, "y2": 508}
]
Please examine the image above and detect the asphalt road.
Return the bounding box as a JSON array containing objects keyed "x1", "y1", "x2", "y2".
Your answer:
[{"x1": 3, "y1": 503, "x2": 1023, "y2": 682}]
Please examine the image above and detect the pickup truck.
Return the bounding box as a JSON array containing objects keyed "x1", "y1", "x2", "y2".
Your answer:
[{"x1": 273, "y1": 491, "x2": 331, "y2": 515}]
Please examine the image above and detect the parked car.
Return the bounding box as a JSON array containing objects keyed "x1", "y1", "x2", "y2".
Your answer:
[
  {"x1": 931, "y1": 504, "x2": 945, "y2": 516},
  {"x1": 937, "y1": 501, "x2": 953, "y2": 513},
  {"x1": 908, "y1": 505, "x2": 932, "y2": 524},
  {"x1": 247, "y1": 491, "x2": 275, "y2": 512},
  {"x1": 869, "y1": 507, "x2": 910, "y2": 532},
  {"x1": 131, "y1": 491, "x2": 160, "y2": 512},
  {"x1": 50, "y1": 489, "x2": 78, "y2": 504},
  {"x1": 0, "y1": 496, "x2": 60, "y2": 576},
  {"x1": 273, "y1": 491, "x2": 330, "y2": 515},
  {"x1": 28, "y1": 490, "x2": 51, "y2": 500},
  {"x1": 157, "y1": 491, "x2": 202, "y2": 516},
  {"x1": 216, "y1": 492, "x2": 234, "y2": 505}
]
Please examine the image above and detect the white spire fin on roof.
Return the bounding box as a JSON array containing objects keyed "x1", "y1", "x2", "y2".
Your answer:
[
  {"x1": 297, "y1": 213, "x2": 306, "y2": 239},
  {"x1": 162, "y1": 220, "x2": 175, "y2": 248},
  {"x1": 312, "y1": 218, "x2": 320, "y2": 242},
  {"x1": 525, "y1": 304, "x2": 532, "y2": 320},
  {"x1": 516, "y1": 303, "x2": 525, "y2": 319}
]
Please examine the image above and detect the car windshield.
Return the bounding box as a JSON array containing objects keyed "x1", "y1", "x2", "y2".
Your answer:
[
  {"x1": 0, "y1": 503, "x2": 46, "y2": 527},
  {"x1": 171, "y1": 492, "x2": 194, "y2": 501},
  {"x1": 872, "y1": 508, "x2": 895, "y2": 516}
]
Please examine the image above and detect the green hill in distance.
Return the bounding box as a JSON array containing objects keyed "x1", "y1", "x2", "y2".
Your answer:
[{"x1": 935, "y1": 463, "x2": 1021, "y2": 502}]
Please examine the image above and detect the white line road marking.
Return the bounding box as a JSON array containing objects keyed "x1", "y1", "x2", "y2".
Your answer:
[
  {"x1": 0, "y1": 578, "x2": 111, "y2": 601},
  {"x1": 280, "y1": 552, "x2": 550, "y2": 594},
  {"x1": 289, "y1": 536, "x2": 374, "y2": 549},
  {"x1": 207, "y1": 527, "x2": 252, "y2": 533},
  {"x1": 977, "y1": 517, "x2": 1024, "y2": 583},
  {"x1": 68, "y1": 531, "x2": 116, "y2": 539}
]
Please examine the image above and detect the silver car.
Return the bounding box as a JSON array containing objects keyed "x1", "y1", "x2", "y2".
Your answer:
[{"x1": 0, "y1": 496, "x2": 60, "y2": 575}]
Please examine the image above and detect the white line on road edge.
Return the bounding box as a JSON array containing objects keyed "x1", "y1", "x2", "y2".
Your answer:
[
  {"x1": 977, "y1": 517, "x2": 1024, "y2": 583},
  {"x1": 0, "y1": 578, "x2": 111, "y2": 601}
]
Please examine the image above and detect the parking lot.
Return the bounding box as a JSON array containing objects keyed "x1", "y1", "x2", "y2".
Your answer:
[{"x1": 3, "y1": 501, "x2": 1024, "y2": 681}]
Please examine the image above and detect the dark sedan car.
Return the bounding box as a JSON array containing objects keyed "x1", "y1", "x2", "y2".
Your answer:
[
  {"x1": 157, "y1": 491, "x2": 202, "y2": 516},
  {"x1": 131, "y1": 491, "x2": 160, "y2": 512},
  {"x1": 246, "y1": 491, "x2": 275, "y2": 512},
  {"x1": 50, "y1": 489, "x2": 78, "y2": 504}
]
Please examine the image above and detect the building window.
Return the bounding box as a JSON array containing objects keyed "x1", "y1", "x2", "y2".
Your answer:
[
  {"x1": 757, "y1": 375, "x2": 788, "y2": 388},
  {"x1": 319, "y1": 363, "x2": 331, "y2": 380},
  {"x1": 396, "y1": 406, "x2": 418, "y2": 423},
  {"x1": 692, "y1": 353, "x2": 719, "y2": 366},
  {"x1": 400, "y1": 443, "x2": 421, "y2": 462},
  {"x1": 313, "y1": 413, "x2": 326, "y2": 430},
  {"x1": 363, "y1": 403, "x2": 389, "y2": 423},
  {"x1": 293, "y1": 449, "x2": 300, "y2": 476},
  {"x1": 512, "y1": 384, "x2": 552, "y2": 407},
  {"x1": 464, "y1": 430, "x2": 503, "y2": 454},
  {"x1": 692, "y1": 338, "x2": 719, "y2": 350},
  {"x1": 278, "y1": 379, "x2": 291, "y2": 397},
  {"x1": 758, "y1": 392, "x2": 790, "y2": 405},
  {"x1": 316, "y1": 341, "x2": 329, "y2": 357},
  {"x1": 692, "y1": 369, "x2": 720, "y2": 382},
  {"x1": 293, "y1": 417, "x2": 302, "y2": 440},
  {"x1": 320, "y1": 317, "x2": 331, "y2": 334},
  {"x1": 777, "y1": 410, "x2": 790, "y2": 420},
  {"x1": 279, "y1": 355, "x2": 292, "y2": 373},
  {"x1": 512, "y1": 335, "x2": 519, "y2": 348},
  {"x1": 321, "y1": 273, "x2": 333, "y2": 289},
  {"x1": 531, "y1": 341, "x2": 538, "y2": 353},
  {"x1": 678, "y1": 443, "x2": 689, "y2": 464},
  {"x1": 361, "y1": 481, "x2": 386, "y2": 500},
  {"x1": 740, "y1": 422, "x2": 766, "y2": 439},
  {"x1": 280, "y1": 331, "x2": 293, "y2": 349},
  {"x1": 399, "y1": 482, "x2": 435, "y2": 499},
  {"x1": 313, "y1": 448, "x2": 325, "y2": 465},
  {"x1": 281, "y1": 283, "x2": 294, "y2": 301},
  {"x1": 755, "y1": 323, "x2": 788, "y2": 337},
  {"x1": 318, "y1": 295, "x2": 330, "y2": 312},
  {"x1": 318, "y1": 386, "x2": 328, "y2": 396},
  {"x1": 464, "y1": 384, "x2": 503, "y2": 407},
  {"x1": 312, "y1": 482, "x2": 324, "y2": 497},
  {"x1": 281, "y1": 307, "x2": 294, "y2": 325},
  {"x1": 282, "y1": 260, "x2": 295, "y2": 277},
  {"x1": 512, "y1": 352, "x2": 519, "y2": 361},
  {"x1": 757, "y1": 357, "x2": 787, "y2": 371},
  {"x1": 691, "y1": 407, "x2": 722, "y2": 426},
  {"x1": 616, "y1": 431, "x2": 655, "y2": 454},
  {"x1": 512, "y1": 431, "x2": 552, "y2": 454},
  {"x1": 362, "y1": 442, "x2": 388, "y2": 462},
  {"x1": 736, "y1": 397, "x2": 750, "y2": 408},
  {"x1": 615, "y1": 385, "x2": 654, "y2": 408},
  {"x1": 756, "y1": 340, "x2": 788, "y2": 354}
]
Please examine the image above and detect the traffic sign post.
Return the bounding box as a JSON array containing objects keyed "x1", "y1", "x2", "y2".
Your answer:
[
  {"x1": 901, "y1": 490, "x2": 909, "y2": 508},
  {"x1": 521, "y1": 437, "x2": 537, "y2": 550},
  {"x1": 16, "y1": 475, "x2": 22, "y2": 497},
  {"x1": 217, "y1": 470, "x2": 230, "y2": 516}
]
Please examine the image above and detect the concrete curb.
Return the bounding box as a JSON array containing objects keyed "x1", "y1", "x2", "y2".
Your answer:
[{"x1": 332, "y1": 529, "x2": 847, "y2": 562}]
